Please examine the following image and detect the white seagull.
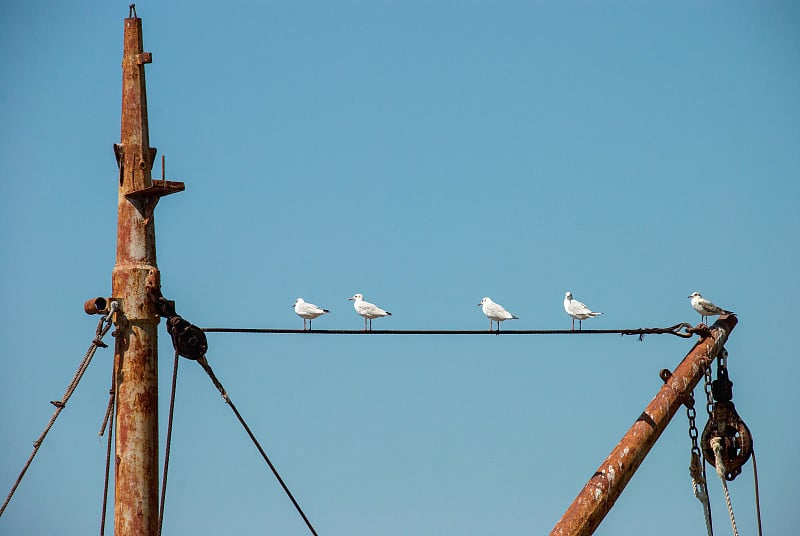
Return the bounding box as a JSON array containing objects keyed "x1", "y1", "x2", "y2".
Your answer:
[
  {"x1": 349, "y1": 293, "x2": 392, "y2": 331},
  {"x1": 477, "y1": 297, "x2": 518, "y2": 332},
  {"x1": 688, "y1": 292, "x2": 733, "y2": 324},
  {"x1": 563, "y1": 291, "x2": 603, "y2": 331},
  {"x1": 292, "y1": 298, "x2": 330, "y2": 331}
]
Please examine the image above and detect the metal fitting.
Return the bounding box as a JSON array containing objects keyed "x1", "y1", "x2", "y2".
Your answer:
[{"x1": 84, "y1": 297, "x2": 109, "y2": 315}]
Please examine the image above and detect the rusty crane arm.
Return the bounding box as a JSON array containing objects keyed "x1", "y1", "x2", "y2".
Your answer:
[{"x1": 550, "y1": 314, "x2": 737, "y2": 536}]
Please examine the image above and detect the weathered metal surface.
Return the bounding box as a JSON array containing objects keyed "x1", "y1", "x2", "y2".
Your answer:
[
  {"x1": 113, "y1": 14, "x2": 161, "y2": 536},
  {"x1": 701, "y1": 400, "x2": 753, "y2": 481},
  {"x1": 550, "y1": 314, "x2": 737, "y2": 536},
  {"x1": 84, "y1": 296, "x2": 108, "y2": 315}
]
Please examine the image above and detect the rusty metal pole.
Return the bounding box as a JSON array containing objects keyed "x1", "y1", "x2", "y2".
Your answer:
[
  {"x1": 550, "y1": 314, "x2": 738, "y2": 536},
  {"x1": 112, "y1": 7, "x2": 183, "y2": 536}
]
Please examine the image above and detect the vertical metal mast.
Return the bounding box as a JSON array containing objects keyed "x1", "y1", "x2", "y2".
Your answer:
[
  {"x1": 550, "y1": 314, "x2": 738, "y2": 536},
  {"x1": 113, "y1": 6, "x2": 183, "y2": 535}
]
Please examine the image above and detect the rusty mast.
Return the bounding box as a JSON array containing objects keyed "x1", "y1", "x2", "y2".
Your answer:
[{"x1": 112, "y1": 7, "x2": 183, "y2": 536}]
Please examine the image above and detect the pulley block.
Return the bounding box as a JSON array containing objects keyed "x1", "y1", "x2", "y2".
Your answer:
[{"x1": 702, "y1": 402, "x2": 753, "y2": 480}]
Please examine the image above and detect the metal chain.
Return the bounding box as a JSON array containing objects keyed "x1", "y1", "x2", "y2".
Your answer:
[
  {"x1": 704, "y1": 364, "x2": 714, "y2": 418},
  {"x1": 687, "y1": 391, "x2": 713, "y2": 536},
  {"x1": 718, "y1": 349, "x2": 728, "y2": 376}
]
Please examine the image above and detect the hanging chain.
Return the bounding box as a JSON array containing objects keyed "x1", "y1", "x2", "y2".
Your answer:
[
  {"x1": 717, "y1": 350, "x2": 728, "y2": 379},
  {"x1": 687, "y1": 386, "x2": 714, "y2": 536},
  {"x1": 687, "y1": 399, "x2": 701, "y2": 458},
  {"x1": 704, "y1": 363, "x2": 714, "y2": 418}
]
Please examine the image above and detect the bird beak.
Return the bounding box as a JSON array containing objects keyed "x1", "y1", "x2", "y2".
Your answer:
[
  {"x1": 348, "y1": 297, "x2": 354, "y2": 301},
  {"x1": 476, "y1": 302, "x2": 481, "y2": 307}
]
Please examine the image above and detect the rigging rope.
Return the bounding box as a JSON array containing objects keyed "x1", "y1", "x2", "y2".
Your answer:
[
  {"x1": 202, "y1": 322, "x2": 702, "y2": 340},
  {"x1": 710, "y1": 437, "x2": 739, "y2": 536},
  {"x1": 195, "y1": 354, "x2": 319, "y2": 536},
  {"x1": 0, "y1": 302, "x2": 117, "y2": 518},
  {"x1": 690, "y1": 450, "x2": 714, "y2": 536}
]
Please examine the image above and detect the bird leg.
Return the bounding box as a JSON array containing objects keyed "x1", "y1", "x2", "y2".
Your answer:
[
  {"x1": 579, "y1": 319, "x2": 582, "y2": 331},
  {"x1": 571, "y1": 318, "x2": 575, "y2": 331}
]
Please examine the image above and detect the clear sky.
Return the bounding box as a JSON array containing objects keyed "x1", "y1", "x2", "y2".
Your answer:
[{"x1": 1, "y1": 1, "x2": 798, "y2": 535}]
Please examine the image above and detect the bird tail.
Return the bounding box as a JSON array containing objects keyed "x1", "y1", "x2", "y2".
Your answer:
[
  {"x1": 512, "y1": 315, "x2": 519, "y2": 319},
  {"x1": 590, "y1": 312, "x2": 603, "y2": 317},
  {"x1": 323, "y1": 309, "x2": 330, "y2": 313},
  {"x1": 386, "y1": 312, "x2": 392, "y2": 316}
]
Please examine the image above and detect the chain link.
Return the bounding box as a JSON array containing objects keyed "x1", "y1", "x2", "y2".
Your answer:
[
  {"x1": 718, "y1": 348, "x2": 728, "y2": 375},
  {"x1": 704, "y1": 364, "x2": 714, "y2": 417},
  {"x1": 686, "y1": 361, "x2": 715, "y2": 536},
  {"x1": 687, "y1": 400, "x2": 699, "y2": 447}
]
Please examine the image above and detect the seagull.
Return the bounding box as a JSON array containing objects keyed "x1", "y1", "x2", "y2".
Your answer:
[
  {"x1": 563, "y1": 291, "x2": 602, "y2": 331},
  {"x1": 477, "y1": 297, "x2": 518, "y2": 332},
  {"x1": 688, "y1": 292, "x2": 733, "y2": 324},
  {"x1": 292, "y1": 298, "x2": 330, "y2": 331},
  {"x1": 348, "y1": 293, "x2": 391, "y2": 331}
]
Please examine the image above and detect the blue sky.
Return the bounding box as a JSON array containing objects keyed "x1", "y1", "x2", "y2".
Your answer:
[{"x1": 1, "y1": 1, "x2": 798, "y2": 534}]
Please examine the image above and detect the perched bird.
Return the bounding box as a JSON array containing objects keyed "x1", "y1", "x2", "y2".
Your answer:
[
  {"x1": 563, "y1": 291, "x2": 602, "y2": 331},
  {"x1": 688, "y1": 292, "x2": 733, "y2": 324},
  {"x1": 477, "y1": 296, "x2": 518, "y2": 332},
  {"x1": 292, "y1": 298, "x2": 330, "y2": 331},
  {"x1": 349, "y1": 293, "x2": 391, "y2": 331}
]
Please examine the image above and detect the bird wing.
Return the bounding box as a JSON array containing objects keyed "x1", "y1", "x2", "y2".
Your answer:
[
  {"x1": 299, "y1": 302, "x2": 321, "y2": 315},
  {"x1": 567, "y1": 299, "x2": 593, "y2": 316},
  {"x1": 701, "y1": 299, "x2": 726, "y2": 315},
  {"x1": 487, "y1": 303, "x2": 513, "y2": 320},
  {"x1": 357, "y1": 301, "x2": 386, "y2": 317}
]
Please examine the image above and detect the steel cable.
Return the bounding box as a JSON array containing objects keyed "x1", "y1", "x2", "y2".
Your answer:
[
  {"x1": 194, "y1": 355, "x2": 319, "y2": 536},
  {"x1": 203, "y1": 322, "x2": 699, "y2": 339},
  {"x1": 752, "y1": 449, "x2": 763, "y2": 536},
  {"x1": 99, "y1": 353, "x2": 118, "y2": 536},
  {"x1": 157, "y1": 348, "x2": 181, "y2": 536}
]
